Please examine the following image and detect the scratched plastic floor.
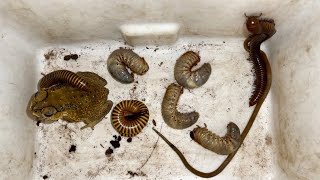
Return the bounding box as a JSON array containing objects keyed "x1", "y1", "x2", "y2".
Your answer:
[{"x1": 33, "y1": 37, "x2": 276, "y2": 180}]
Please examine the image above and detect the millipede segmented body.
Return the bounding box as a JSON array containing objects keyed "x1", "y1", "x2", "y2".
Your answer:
[
  {"x1": 39, "y1": 70, "x2": 89, "y2": 90},
  {"x1": 162, "y1": 83, "x2": 199, "y2": 129},
  {"x1": 244, "y1": 14, "x2": 276, "y2": 106},
  {"x1": 111, "y1": 100, "x2": 149, "y2": 137},
  {"x1": 191, "y1": 122, "x2": 240, "y2": 155},
  {"x1": 107, "y1": 48, "x2": 149, "y2": 84},
  {"x1": 248, "y1": 34, "x2": 269, "y2": 106},
  {"x1": 174, "y1": 51, "x2": 212, "y2": 89}
]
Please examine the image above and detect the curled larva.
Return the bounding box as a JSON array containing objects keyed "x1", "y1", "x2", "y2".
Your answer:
[
  {"x1": 107, "y1": 48, "x2": 149, "y2": 84},
  {"x1": 161, "y1": 83, "x2": 199, "y2": 129},
  {"x1": 191, "y1": 122, "x2": 240, "y2": 155},
  {"x1": 111, "y1": 100, "x2": 149, "y2": 137},
  {"x1": 174, "y1": 51, "x2": 211, "y2": 89},
  {"x1": 39, "y1": 70, "x2": 88, "y2": 90}
]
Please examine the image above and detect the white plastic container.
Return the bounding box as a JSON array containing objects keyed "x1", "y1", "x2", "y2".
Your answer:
[{"x1": 0, "y1": 1, "x2": 319, "y2": 179}]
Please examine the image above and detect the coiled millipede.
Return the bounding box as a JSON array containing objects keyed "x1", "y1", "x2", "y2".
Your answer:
[
  {"x1": 107, "y1": 48, "x2": 149, "y2": 84},
  {"x1": 111, "y1": 100, "x2": 149, "y2": 137},
  {"x1": 174, "y1": 51, "x2": 212, "y2": 89},
  {"x1": 39, "y1": 70, "x2": 89, "y2": 90},
  {"x1": 162, "y1": 83, "x2": 199, "y2": 129}
]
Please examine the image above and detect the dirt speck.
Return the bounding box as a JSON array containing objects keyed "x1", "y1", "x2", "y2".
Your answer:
[
  {"x1": 154, "y1": 48, "x2": 159, "y2": 52},
  {"x1": 64, "y1": 55, "x2": 71, "y2": 61},
  {"x1": 64, "y1": 54, "x2": 79, "y2": 61},
  {"x1": 105, "y1": 147, "x2": 113, "y2": 157},
  {"x1": 127, "y1": 138, "x2": 132, "y2": 143},
  {"x1": 129, "y1": 82, "x2": 138, "y2": 99},
  {"x1": 69, "y1": 145, "x2": 76, "y2": 153},
  {"x1": 127, "y1": 171, "x2": 138, "y2": 177},
  {"x1": 71, "y1": 54, "x2": 79, "y2": 60},
  {"x1": 111, "y1": 140, "x2": 120, "y2": 148},
  {"x1": 158, "y1": 62, "x2": 163, "y2": 67},
  {"x1": 265, "y1": 135, "x2": 272, "y2": 146},
  {"x1": 37, "y1": 121, "x2": 41, "y2": 126},
  {"x1": 43, "y1": 175, "x2": 48, "y2": 179},
  {"x1": 110, "y1": 135, "x2": 121, "y2": 149},
  {"x1": 152, "y1": 119, "x2": 156, "y2": 126},
  {"x1": 127, "y1": 171, "x2": 146, "y2": 178},
  {"x1": 44, "y1": 50, "x2": 56, "y2": 60}
]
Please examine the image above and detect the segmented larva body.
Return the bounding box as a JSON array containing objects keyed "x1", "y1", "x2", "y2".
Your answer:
[
  {"x1": 162, "y1": 83, "x2": 199, "y2": 129},
  {"x1": 111, "y1": 100, "x2": 149, "y2": 137},
  {"x1": 174, "y1": 51, "x2": 212, "y2": 89},
  {"x1": 244, "y1": 15, "x2": 276, "y2": 106},
  {"x1": 191, "y1": 122, "x2": 241, "y2": 155},
  {"x1": 107, "y1": 48, "x2": 149, "y2": 84},
  {"x1": 39, "y1": 70, "x2": 88, "y2": 90}
]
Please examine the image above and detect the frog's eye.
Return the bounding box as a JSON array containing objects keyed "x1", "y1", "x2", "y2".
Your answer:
[
  {"x1": 34, "y1": 90, "x2": 48, "y2": 102},
  {"x1": 41, "y1": 107, "x2": 57, "y2": 117}
]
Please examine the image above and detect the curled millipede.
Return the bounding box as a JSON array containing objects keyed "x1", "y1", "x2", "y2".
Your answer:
[
  {"x1": 244, "y1": 14, "x2": 276, "y2": 52},
  {"x1": 174, "y1": 51, "x2": 212, "y2": 89},
  {"x1": 244, "y1": 14, "x2": 276, "y2": 106},
  {"x1": 244, "y1": 13, "x2": 276, "y2": 38},
  {"x1": 191, "y1": 122, "x2": 240, "y2": 155},
  {"x1": 107, "y1": 48, "x2": 149, "y2": 84},
  {"x1": 111, "y1": 100, "x2": 149, "y2": 137},
  {"x1": 39, "y1": 70, "x2": 89, "y2": 90},
  {"x1": 162, "y1": 83, "x2": 199, "y2": 129}
]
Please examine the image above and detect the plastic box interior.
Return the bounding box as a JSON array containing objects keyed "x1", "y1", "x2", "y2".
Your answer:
[{"x1": 0, "y1": 1, "x2": 319, "y2": 179}]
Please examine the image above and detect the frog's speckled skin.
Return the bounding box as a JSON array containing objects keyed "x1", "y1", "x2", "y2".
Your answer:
[{"x1": 29, "y1": 71, "x2": 113, "y2": 129}]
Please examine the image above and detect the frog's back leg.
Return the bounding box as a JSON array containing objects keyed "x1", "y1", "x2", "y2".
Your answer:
[
  {"x1": 80, "y1": 100, "x2": 113, "y2": 130},
  {"x1": 77, "y1": 72, "x2": 107, "y2": 86}
]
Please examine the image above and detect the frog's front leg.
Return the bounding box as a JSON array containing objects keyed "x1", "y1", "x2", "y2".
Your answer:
[{"x1": 80, "y1": 100, "x2": 113, "y2": 130}]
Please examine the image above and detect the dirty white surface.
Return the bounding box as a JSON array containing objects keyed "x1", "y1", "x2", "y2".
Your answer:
[
  {"x1": 32, "y1": 37, "x2": 275, "y2": 179},
  {"x1": 1, "y1": 0, "x2": 320, "y2": 180}
]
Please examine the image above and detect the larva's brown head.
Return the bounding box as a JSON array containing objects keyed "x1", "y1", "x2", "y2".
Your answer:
[
  {"x1": 227, "y1": 122, "x2": 241, "y2": 142},
  {"x1": 245, "y1": 13, "x2": 262, "y2": 34},
  {"x1": 190, "y1": 131, "x2": 195, "y2": 140}
]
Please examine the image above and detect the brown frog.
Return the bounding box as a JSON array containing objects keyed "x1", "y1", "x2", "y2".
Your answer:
[{"x1": 29, "y1": 71, "x2": 113, "y2": 129}]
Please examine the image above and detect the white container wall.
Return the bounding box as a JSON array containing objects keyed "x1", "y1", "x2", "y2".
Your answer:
[{"x1": 0, "y1": 0, "x2": 319, "y2": 179}]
